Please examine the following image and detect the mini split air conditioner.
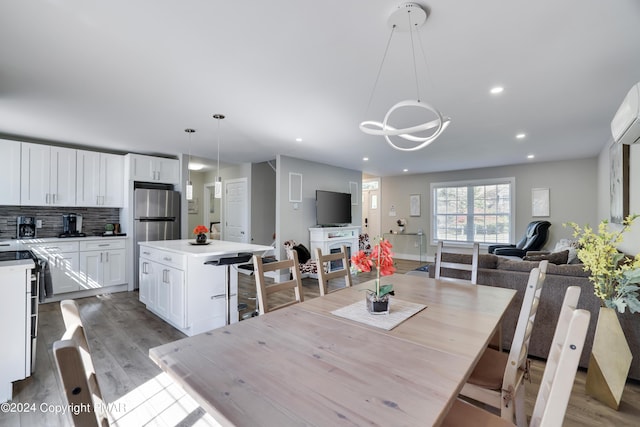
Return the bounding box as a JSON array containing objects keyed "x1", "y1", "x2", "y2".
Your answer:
[{"x1": 611, "y1": 81, "x2": 640, "y2": 145}]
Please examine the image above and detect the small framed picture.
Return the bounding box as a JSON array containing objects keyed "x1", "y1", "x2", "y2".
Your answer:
[
  {"x1": 410, "y1": 194, "x2": 421, "y2": 217},
  {"x1": 531, "y1": 188, "x2": 549, "y2": 217}
]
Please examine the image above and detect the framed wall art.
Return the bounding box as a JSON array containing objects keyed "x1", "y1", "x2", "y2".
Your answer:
[
  {"x1": 531, "y1": 188, "x2": 549, "y2": 217},
  {"x1": 610, "y1": 142, "x2": 630, "y2": 224},
  {"x1": 410, "y1": 194, "x2": 421, "y2": 217}
]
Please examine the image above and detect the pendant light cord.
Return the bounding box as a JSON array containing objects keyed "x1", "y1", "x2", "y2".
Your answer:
[
  {"x1": 216, "y1": 118, "x2": 220, "y2": 177},
  {"x1": 363, "y1": 25, "x2": 396, "y2": 116},
  {"x1": 408, "y1": 10, "x2": 421, "y2": 103}
]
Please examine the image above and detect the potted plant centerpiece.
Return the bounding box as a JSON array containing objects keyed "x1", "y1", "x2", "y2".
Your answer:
[
  {"x1": 567, "y1": 214, "x2": 640, "y2": 409},
  {"x1": 351, "y1": 237, "x2": 396, "y2": 314},
  {"x1": 193, "y1": 225, "x2": 209, "y2": 244}
]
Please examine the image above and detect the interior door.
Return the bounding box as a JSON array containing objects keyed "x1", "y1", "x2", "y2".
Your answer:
[
  {"x1": 224, "y1": 178, "x2": 249, "y2": 243},
  {"x1": 362, "y1": 182, "x2": 380, "y2": 237}
]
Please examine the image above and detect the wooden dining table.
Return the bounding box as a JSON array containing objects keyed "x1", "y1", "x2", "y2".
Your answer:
[{"x1": 149, "y1": 274, "x2": 516, "y2": 426}]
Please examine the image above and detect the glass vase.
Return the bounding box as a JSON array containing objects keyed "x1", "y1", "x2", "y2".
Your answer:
[
  {"x1": 196, "y1": 233, "x2": 207, "y2": 244},
  {"x1": 366, "y1": 290, "x2": 390, "y2": 315}
]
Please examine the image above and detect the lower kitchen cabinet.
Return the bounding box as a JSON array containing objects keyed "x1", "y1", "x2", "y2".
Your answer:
[
  {"x1": 27, "y1": 238, "x2": 127, "y2": 296},
  {"x1": 27, "y1": 241, "x2": 81, "y2": 293},
  {"x1": 139, "y1": 252, "x2": 186, "y2": 329},
  {"x1": 79, "y1": 247, "x2": 126, "y2": 289}
]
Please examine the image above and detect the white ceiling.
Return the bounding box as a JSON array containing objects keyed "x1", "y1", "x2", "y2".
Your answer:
[{"x1": 2, "y1": 1, "x2": 640, "y2": 176}]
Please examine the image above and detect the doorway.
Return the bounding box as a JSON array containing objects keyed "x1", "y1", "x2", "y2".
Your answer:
[
  {"x1": 203, "y1": 183, "x2": 221, "y2": 239},
  {"x1": 362, "y1": 178, "x2": 381, "y2": 237},
  {"x1": 224, "y1": 178, "x2": 249, "y2": 243}
]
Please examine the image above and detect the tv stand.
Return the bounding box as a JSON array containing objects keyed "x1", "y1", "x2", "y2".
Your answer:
[{"x1": 309, "y1": 226, "x2": 360, "y2": 264}]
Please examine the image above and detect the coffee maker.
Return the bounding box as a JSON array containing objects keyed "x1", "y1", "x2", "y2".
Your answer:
[
  {"x1": 17, "y1": 216, "x2": 37, "y2": 239},
  {"x1": 60, "y1": 213, "x2": 85, "y2": 237}
]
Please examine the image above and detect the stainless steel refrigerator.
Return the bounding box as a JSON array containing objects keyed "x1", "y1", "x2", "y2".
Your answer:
[{"x1": 133, "y1": 187, "x2": 181, "y2": 289}]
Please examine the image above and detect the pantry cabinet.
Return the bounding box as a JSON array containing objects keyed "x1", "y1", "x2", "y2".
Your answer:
[
  {"x1": 76, "y1": 150, "x2": 124, "y2": 207},
  {"x1": 128, "y1": 154, "x2": 180, "y2": 184},
  {"x1": 0, "y1": 139, "x2": 21, "y2": 205},
  {"x1": 21, "y1": 143, "x2": 76, "y2": 206}
]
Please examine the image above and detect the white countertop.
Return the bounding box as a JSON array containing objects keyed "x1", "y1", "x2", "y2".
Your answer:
[{"x1": 139, "y1": 239, "x2": 273, "y2": 257}]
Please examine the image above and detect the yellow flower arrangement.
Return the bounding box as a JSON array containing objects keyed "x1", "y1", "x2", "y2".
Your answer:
[{"x1": 566, "y1": 214, "x2": 640, "y2": 313}]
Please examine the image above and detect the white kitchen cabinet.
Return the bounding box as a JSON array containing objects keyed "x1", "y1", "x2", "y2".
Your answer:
[
  {"x1": 27, "y1": 241, "x2": 81, "y2": 294},
  {"x1": 139, "y1": 247, "x2": 187, "y2": 330},
  {"x1": 139, "y1": 258, "x2": 156, "y2": 306},
  {"x1": 79, "y1": 240, "x2": 127, "y2": 289},
  {"x1": 76, "y1": 150, "x2": 124, "y2": 207},
  {"x1": 21, "y1": 143, "x2": 76, "y2": 206},
  {"x1": 0, "y1": 139, "x2": 21, "y2": 205},
  {"x1": 156, "y1": 265, "x2": 185, "y2": 327},
  {"x1": 127, "y1": 154, "x2": 179, "y2": 184}
]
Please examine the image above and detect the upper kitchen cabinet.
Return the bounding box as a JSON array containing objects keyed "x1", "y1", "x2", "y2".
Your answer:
[
  {"x1": 0, "y1": 139, "x2": 21, "y2": 205},
  {"x1": 21, "y1": 143, "x2": 76, "y2": 206},
  {"x1": 77, "y1": 150, "x2": 124, "y2": 207},
  {"x1": 127, "y1": 154, "x2": 179, "y2": 184}
]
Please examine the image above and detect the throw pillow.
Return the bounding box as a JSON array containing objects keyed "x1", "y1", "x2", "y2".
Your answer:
[
  {"x1": 553, "y1": 239, "x2": 579, "y2": 264},
  {"x1": 523, "y1": 250, "x2": 569, "y2": 265}
]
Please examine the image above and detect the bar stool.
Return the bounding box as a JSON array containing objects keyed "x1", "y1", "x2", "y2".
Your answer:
[{"x1": 204, "y1": 253, "x2": 254, "y2": 324}]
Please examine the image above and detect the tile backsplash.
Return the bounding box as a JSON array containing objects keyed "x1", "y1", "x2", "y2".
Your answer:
[{"x1": 0, "y1": 206, "x2": 120, "y2": 239}]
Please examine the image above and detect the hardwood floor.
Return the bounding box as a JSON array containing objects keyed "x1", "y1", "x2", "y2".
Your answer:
[{"x1": 2, "y1": 259, "x2": 639, "y2": 426}]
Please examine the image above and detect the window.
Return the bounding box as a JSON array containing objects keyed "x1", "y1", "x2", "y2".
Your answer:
[{"x1": 431, "y1": 178, "x2": 515, "y2": 244}]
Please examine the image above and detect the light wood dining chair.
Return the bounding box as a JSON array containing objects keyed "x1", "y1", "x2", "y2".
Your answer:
[
  {"x1": 442, "y1": 285, "x2": 590, "y2": 427},
  {"x1": 54, "y1": 300, "x2": 109, "y2": 427},
  {"x1": 253, "y1": 251, "x2": 305, "y2": 314},
  {"x1": 459, "y1": 260, "x2": 549, "y2": 426},
  {"x1": 434, "y1": 241, "x2": 480, "y2": 284},
  {"x1": 315, "y1": 245, "x2": 352, "y2": 296}
]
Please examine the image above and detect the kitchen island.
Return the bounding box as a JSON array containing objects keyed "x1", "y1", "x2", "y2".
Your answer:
[{"x1": 138, "y1": 239, "x2": 273, "y2": 336}]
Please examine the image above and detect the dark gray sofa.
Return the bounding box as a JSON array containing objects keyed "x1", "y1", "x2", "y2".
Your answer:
[{"x1": 427, "y1": 253, "x2": 640, "y2": 381}]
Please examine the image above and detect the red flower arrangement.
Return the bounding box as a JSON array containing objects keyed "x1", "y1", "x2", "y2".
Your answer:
[
  {"x1": 193, "y1": 225, "x2": 208, "y2": 235},
  {"x1": 351, "y1": 237, "x2": 396, "y2": 298}
]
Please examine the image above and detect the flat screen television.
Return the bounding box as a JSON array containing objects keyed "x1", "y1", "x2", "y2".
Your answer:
[{"x1": 316, "y1": 190, "x2": 352, "y2": 226}]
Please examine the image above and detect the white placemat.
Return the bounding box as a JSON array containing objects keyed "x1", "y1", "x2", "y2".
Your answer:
[{"x1": 331, "y1": 298, "x2": 427, "y2": 331}]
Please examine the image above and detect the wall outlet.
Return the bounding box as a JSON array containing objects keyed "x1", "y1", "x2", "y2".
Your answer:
[{"x1": 36, "y1": 219, "x2": 43, "y2": 228}]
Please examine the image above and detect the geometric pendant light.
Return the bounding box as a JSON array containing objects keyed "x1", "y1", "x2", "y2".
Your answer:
[{"x1": 359, "y1": 2, "x2": 451, "y2": 151}]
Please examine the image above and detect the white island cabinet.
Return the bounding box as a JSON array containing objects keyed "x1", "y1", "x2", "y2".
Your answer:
[{"x1": 139, "y1": 239, "x2": 272, "y2": 336}]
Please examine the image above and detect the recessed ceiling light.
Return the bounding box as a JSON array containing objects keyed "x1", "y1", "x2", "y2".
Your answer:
[
  {"x1": 490, "y1": 86, "x2": 504, "y2": 95},
  {"x1": 363, "y1": 157, "x2": 369, "y2": 161},
  {"x1": 403, "y1": 168, "x2": 409, "y2": 173},
  {"x1": 516, "y1": 133, "x2": 526, "y2": 139},
  {"x1": 295, "y1": 137, "x2": 303, "y2": 142},
  {"x1": 527, "y1": 154, "x2": 535, "y2": 159},
  {"x1": 188, "y1": 163, "x2": 204, "y2": 171}
]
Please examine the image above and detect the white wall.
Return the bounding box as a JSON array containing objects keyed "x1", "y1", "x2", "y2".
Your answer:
[
  {"x1": 275, "y1": 155, "x2": 362, "y2": 259},
  {"x1": 251, "y1": 161, "x2": 276, "y2": 246},
  {"x1": 380, "y1": 158, "x2": 598, "y2": 258}
]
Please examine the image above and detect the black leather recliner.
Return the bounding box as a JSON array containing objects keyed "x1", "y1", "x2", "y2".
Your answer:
[{"x1": 488, "y1": 220, "x2": 551, "y2": 258}]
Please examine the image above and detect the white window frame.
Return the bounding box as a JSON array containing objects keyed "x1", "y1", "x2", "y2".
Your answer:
[{"x1": 430, "y1": 177, "x2": 516, "y2": 246}]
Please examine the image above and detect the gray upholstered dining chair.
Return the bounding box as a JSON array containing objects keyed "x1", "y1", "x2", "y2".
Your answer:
[{"x1": 315, "y1": 245, "x2": 352, "y2": 296}]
